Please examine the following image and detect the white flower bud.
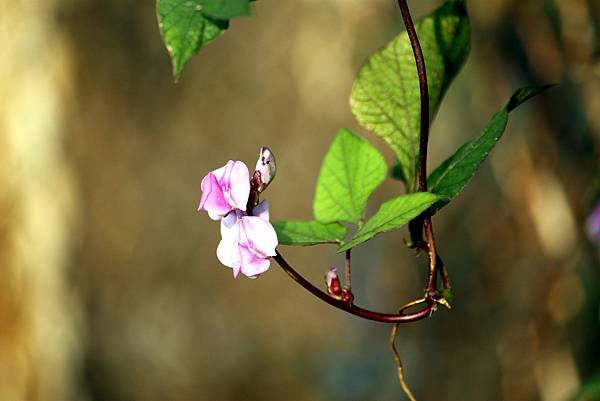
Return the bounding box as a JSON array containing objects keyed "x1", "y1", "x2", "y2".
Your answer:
[{"x1": 254, "y1": 146, "x2": 276, "y2": 192}]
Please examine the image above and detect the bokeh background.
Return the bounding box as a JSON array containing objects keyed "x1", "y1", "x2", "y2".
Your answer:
[{"x1": 1, "y1": 0, "x2": 599, "y2": 400}]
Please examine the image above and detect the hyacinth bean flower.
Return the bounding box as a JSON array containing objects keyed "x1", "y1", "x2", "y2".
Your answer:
[
  {"x1": 198, "y1": 160, "x2": 250, "y2": 220},
  {"x1": 586, "y1": 201, "x2": 600, "y2": 245},
  {"x1": 217, "y1": 200, "x2": 278, "y2": 278}
]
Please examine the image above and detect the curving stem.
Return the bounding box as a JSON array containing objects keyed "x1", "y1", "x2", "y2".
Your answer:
[
  {"x1": 396, "y1": 0, "x2": 442, "y2": 299},
  {"x1": 271, "y1": 0, "x2": 447, "y2": 324},
  {"x1": 273, "y1": 252, "x2": 436, "y2": 323}
]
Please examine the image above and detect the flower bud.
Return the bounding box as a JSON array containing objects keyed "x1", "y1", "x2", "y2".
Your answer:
[
  {"x1": 254, "y1": 146, "x2": 276, "y2": 193},
  {"x1": 325, "y1": 267, "x2": 342, "y2": 300}
]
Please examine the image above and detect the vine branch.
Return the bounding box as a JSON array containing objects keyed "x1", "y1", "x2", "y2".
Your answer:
[
  {"x1": 396, "y1": 0, "x2": 443, "y2": 300},
  {"x1": 397, "y1": 0, "x2": 429, "y2": 193},
  {"x1": 269, "y1": 0, "x2": 449, "y2": 324},
  {"x1": 344, "y1": 249, "x2": 352, "y2": 292},
  {"x1": 273, "y1": 252, "x2": 436, "y2": 323}
]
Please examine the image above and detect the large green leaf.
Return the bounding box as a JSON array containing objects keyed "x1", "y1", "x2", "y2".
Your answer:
[
  {"x1": 351, "y1": 0, "x2": 470, "y2": 190},
  {"x1": 200, "y1": 0, "x2": 251, "y2": 19},
  {"x1": 273, "y1": 221, "x2": 347, "y2": 246},
  {"x1": 157, "y1": 0, "x2": 251, "y2": 80},
  {"x1": 338, "y1": 192, "x2": 444, "y2": 252},
  {"x1": 428, "y1": 85, "x2": 551, "y2": 210},
  {"x1": 313, "y1": 129, "x2": 387, "y2": 224}
]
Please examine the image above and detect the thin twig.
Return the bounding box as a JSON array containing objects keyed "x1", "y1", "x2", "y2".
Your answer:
[
  {"x1": 423, "y1": 217, "x2": 437, "y2": 294},
  {"x1": 398, "y1": 297, "x2": 428, "y2": 314},
  {"x1": 390, "y1": 324, "x2": 417, "y2": 401}
]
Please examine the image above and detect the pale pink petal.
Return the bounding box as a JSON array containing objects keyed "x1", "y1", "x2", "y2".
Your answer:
[
  {"x1": 217, "y1": 213, "x2": 244, "y2": 277},
  {"x1": 220, "y1": 211, "x2": 240, "y2": 241},
  {"x1": 208, "y1": 211, "x2": 222, "y2": 220},
  {"x1": 238, "y1": 245, "x2": 271, "y2": 278},
  {"x1": 198, "y1": 172, "x2": 217, "y2": 210},
  {"x1": 586, "y1": 202, "x2": 600, "y2": 244},
  {"x1": 217, "y1": 236, "x2": 242, "y2": 276},
  {"x1": 216, "y1": 239, "x2": 234, "y2": 268},
  {"x1": 198, "y1": 172, "x2": 230, "y2": 220},
  {"x1": 212, "y1": 160, "x2": 235, "y2": 183},
  {"x1": 252, "y1": 200, "x2": 270, "y2": 221},
  {"x1": 239, "y1": 216, "x2": 278, "y2": 258},
  {"x1": 227, "y1": 161, "x2": 250, "y2": 211}
]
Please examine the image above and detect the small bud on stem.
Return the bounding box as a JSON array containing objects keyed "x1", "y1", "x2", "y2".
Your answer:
[
  {"x1": 325, "y1": 268, "x2": 342, "y2": 300},
  {"x1": 248, "y1": 147, "x2": 277, "y2": 212},
  {"x1": 254, "y1": 146, "x2": 276, "y2": 193}
]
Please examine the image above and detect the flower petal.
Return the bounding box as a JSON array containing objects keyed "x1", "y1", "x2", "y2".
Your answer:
[
  {"x1": 217, "y1": 236, "x2": 243, "y2": 277},
  {"x1": 239, "y1": 216, "x2": 278, "y2": 258},
  {"x1": 220, "y1": 211, "x2": 240, "y2": 241},
  {"x1": 207, "y1": 211, "x2": 222, "y2": 220},
  {"x1": 586, "y1": 202, "x2": 600, "y2": 244},
  {"x1": 238, "y1": 245, "x2": 271, "y2": 278},
  {"x1": 212, "y1": 160, "x2": 235, "y2": 183},
  {"x1": 227, "y1": 161, "x2": 250, "y2": 211},
  {"x1": 252, "y1": 200, "x2": 270, "y2": 221},
  {"x1": 198, "y1": 172, "x2": 230, "y2": 220}
]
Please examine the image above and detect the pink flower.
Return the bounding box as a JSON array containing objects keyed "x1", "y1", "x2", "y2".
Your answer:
[
  {"x1": 198, "y1": 150, "x2": 279, "y2": 278},
  {"x1": 216, "y1": 201, "x2": 278, "y2": 278},
  {"x1": 198, "y1": 160, "x2": 250, "y2": 220},
  {"x1": 586, "y1": 201, "x2": 600, "y2": 245}
]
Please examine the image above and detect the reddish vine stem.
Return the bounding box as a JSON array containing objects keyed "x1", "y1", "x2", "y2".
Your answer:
[
  {"x1": 270, "y1": 0, "x2": 447, "y2": 323},
  {"x1": 393, "y1": 4, "x2": 440, "y2": 398},
  {"x1": 397, "y1": 0, "x2": 429, "y2": 193},
  {"x1": 273, "y1": 252, "x2": 435, "y2": 323},
  {"x1": 397, "y1": 0, "x2": 440, "y2": 298},
  {"x1": 344, "y1": 249, "x2": 352, "y2": 292}
]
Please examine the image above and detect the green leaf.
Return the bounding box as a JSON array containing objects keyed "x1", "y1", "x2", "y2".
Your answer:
[
  {"x1": 428, "y1": 85, "x2": 552, "y2": 210},
  {"x1": 505, "y1": 85, "x2": 553, "y2": 112},
  {"x1": 273, "y1": 221, "x2": 348, "y2": 246},
  {"x1": 338, "y1": 192, "x2": 444, "y2": 252},
  {"x1": 570, "y1": 377, "x2": 600, "y2": 401},
  {"x1": 157, "y1": 0, "x2": 230, "y2": 80},
  {"x1": 351, "y1": 0, "x2": 470, "y2": 190},
  {"x1": 313, "y1": 129, "x2": 387, "y2": 224},
  {"x1": 200, "y1": 0, "x2": 251, "y2": 19}
]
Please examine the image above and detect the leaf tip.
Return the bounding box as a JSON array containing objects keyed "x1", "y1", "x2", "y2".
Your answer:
[
  {"x1": 170, "y1": 58, "x2": 184, "y2": 82},
  {"x1": 172, "y1": 69, "x2": 182, "y2": 83},
  {"x1": 506, "y1": 84, "x2": 555, "y2": 112}
]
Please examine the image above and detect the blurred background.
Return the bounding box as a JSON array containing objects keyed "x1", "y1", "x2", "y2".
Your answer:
[{"x1": 1, "y1": 0, "x2": 599, "y2": 400}]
